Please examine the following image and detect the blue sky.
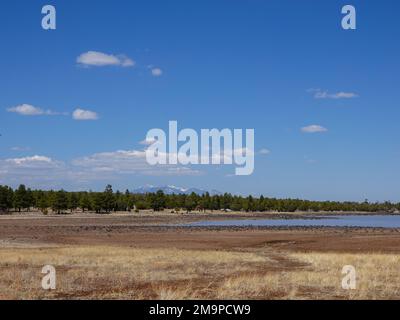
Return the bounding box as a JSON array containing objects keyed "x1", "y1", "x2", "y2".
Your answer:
[{"x1": 0, "y1": 0, "x2": 399, "y2": 201}]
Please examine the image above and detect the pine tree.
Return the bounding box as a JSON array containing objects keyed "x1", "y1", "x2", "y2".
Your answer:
[
  {"x1": 68, "y1": 192, "x2": 79, "y2": 213},
  {"x1": 0, "y1": 186, "x2": 14, "y2": 212},
  {"x1": 80, "y1": 192, "x2": 92, "y2": 212},
  {"x1": 52, "y1": 190, "x2": 68, "y2": 214},
  {"x1": 14, "y1": 184, "x2": 28, "y2": 212},
  {"x1": 103, "y1": 185, "x2": 115, "y2": 213}
]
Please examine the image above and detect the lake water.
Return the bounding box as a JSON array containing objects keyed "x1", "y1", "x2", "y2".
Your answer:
[{"x1": 185, "y1": 215, "x2": 400, "y2": 228}]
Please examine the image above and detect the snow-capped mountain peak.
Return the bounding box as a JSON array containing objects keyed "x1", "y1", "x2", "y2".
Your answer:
[{"x1": 131, "y1": 185, "x2": 221, "y2": 195}]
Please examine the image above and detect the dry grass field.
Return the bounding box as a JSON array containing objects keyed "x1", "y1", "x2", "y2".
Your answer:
[
  {"x1": 0, "y1": 246, "x2": 399, "y2": 300},
  {"x1": 0, "y1": 213, "x2": 400, "y2": 300}
]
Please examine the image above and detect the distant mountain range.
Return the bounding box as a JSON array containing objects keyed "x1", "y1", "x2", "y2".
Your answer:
[{"x1": 131, "y1": 185, "x2": 222, "y2": 196}]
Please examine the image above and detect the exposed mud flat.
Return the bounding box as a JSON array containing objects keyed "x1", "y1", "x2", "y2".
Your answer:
[{"x1": 0, "y1": 213, "x2": 400, "y2": 252}]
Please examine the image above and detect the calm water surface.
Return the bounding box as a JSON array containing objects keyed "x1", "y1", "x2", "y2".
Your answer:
[{"x1": 185, "y1": 215, "x2": 400, "y2": 228}]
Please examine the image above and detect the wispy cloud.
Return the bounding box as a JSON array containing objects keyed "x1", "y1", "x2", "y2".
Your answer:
[
  {"x1": 258, "y1": 148, "x2": 271, "y2": 155},
  {"x1": 147, "y1": 65, "x2": 163, "y2": 77},
  {"x1": 72, "y1": 108, "x2": 99, "y2": 121},
  {"x1": 308, "y1": 88, "x2": 358, "y2": 99},
  {"x1": 0, "y1": 155, "x2": 67, "y2": 189},
  {"x1": 6, "y1": 155, "x2": 56, "y2": 166},
  {"x1": 139, "y1": 138, "x2": 157, "y2": 146},
  {"x1": 151, "y1": 68, "x2": 163, "y2": 77},
  {"x1": 77, "y1": 51, "x2": 135, "y2": 67},
  {"x1": 7, "y1": 104, "x2": 97, "y2": 121},
  {"x1": 7, "y1": 104, "x2": 67, "y2": 116},
  {"x1": 72, "y1": 150, "x2": 202, "y2": 176},
  {"x1": 0, "y1": 149, "x2": 202, "y2": 187},
  {"x1": 301, "y1": 125, "x2": 328, "y2": 133},
  {"x1": 11, "y1": 146, "x2": 31, "y2": 152}
]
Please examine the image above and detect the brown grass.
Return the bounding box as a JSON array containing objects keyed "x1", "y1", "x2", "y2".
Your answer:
[
  {"x1": 0, "y1": 246, "x2": 399, "y2": 300},
  {"x1": 216, "y1": 252, "x2": 400, "y2": 299}
]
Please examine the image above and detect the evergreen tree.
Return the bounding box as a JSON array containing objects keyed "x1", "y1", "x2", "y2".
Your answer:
[
  {"x1": 52, "y1": 190, "x2": 68, "y2": 214},
  {"x1": 68, "y1": 192, "x2": 79, "y2": 213},
  {"x1": 80, "y1": 192, "x2": 92, "y2": 212},
  {"x1": 0, "y1": 186, "x2": 13, "y2": 212},
  {"x1": 93, "y1": 192, "x2": 105, "y2": 213},
  {"x1": 14, "y1": 184, "x2": 29, "y2": 212},
  {"x1": 103, "y1": 185, "x2": 115, "y2": 213},
  {"x1": 184, "y1": 192, "x2": 198, "y2": 213},
  {"x1": 36, "y1": 190, "x2": 49, "y2": 214},
  {"x1": 149, "y1": 190, "x2": 166, "y2": 211}
]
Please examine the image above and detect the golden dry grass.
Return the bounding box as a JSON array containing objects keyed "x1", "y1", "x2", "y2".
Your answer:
[
  {"x1": 0, "y1": 246, "x2": 399, "y2": 300},
  {"x1": 0, "y1": 246, "x2": 267, "y2": 299},
  {"x1": 217, "y1": 252, "x2": 400, "y2": 300}
]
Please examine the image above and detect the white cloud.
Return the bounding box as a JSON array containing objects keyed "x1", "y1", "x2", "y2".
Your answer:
[
  {"x1": 6, "y1": 155, "x2": 52, "y2": 165},
  {"x1": 5, "y1": 155, "x2": 60, "y2": 169},
  {"x1": 11, "y1": 146, "x2": 31, "y2": 152},
  {"x1": 308, "y1": 88, "x2": 358, "y2": 99},
  {"x1": 258, "y1": 148, "x2": 271, "y2": 155},
  {"x1": 7, "y1": 104, "x2": 42, "y2": 115},
  {"x1": 1, "y1": 155, "x2": 64, "y2": 178},
  {"x1": 72, "y1": 108, "x2": 99, "y2": 121},
  {"x1": 329, "y1": 92, "x2": 358, "y2": 99},
  {"x1": 7, "y1": 104, "x2": 66, "y2": 116},
  {"x1": 169, "y1": 147, "x2": 254, "y2": 165},
  {"x1": 72, "y1": 149, "x2": 201, "y2": 176},
  {"x1": 232, "y1": 147, "x2": 254, "y2": 157},
  {"x1": 0, "y1": 156, "x2": 66, "y2": 189},
  {"x1": 77, "y1": 51, "x2": 135, "y2": 67},
  {"x1": 139, "y1": 138, "x2": 157, "y2": 145},
  {"x1": 0, "y1": 149, "x2": 202, "y2": 188},
  {"x1": 151, "y1": 68, "x2": 163, "y2": 77},
  {"x1": 301, "y1": 125, "x2": 328, "y2": 133}
]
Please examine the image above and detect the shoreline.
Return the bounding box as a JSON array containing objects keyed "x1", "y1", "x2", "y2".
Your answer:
[
  {"x1": 1, "y1": 213, "x2": 400, "y2": 299},
  {"x1": 1, "y1": 209, "x2": 399, "y2": 219},
  {"x1": 1, "y1": 214, "x2": 400, "y2": 252}
]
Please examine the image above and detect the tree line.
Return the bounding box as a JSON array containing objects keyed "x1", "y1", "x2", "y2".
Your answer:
[{"x1": 0, "y1": 184, "x2": 399, "y2": 214}]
